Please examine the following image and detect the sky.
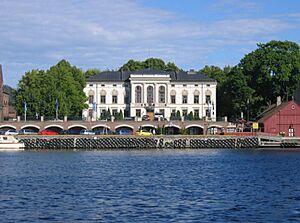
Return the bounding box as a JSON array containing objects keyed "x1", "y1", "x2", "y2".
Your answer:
[{"x1": 1, "y1": 0, "x2": 300, "y2": 87}]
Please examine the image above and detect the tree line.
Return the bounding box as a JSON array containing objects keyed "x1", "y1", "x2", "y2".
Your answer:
[
  {"x1": 15, "y1": 60, "x2": 87, "y2": 118},
  {"x1": 12, "y1": 40, "x2": 300, "y2": 121}
]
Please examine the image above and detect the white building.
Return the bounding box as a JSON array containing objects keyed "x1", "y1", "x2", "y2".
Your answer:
[{"x1": 83, "y1": 69, "x2": 217, "y2": 121}]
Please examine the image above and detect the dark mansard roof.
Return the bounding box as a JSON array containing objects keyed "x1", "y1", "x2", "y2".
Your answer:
[{"x1": 87, "y1": 69, "x2": 215, "y2": 82}]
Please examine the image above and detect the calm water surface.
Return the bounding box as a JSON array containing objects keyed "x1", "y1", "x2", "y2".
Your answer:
[{"x1": 1, "y1": 149, "x2": 300, "y2": 222}]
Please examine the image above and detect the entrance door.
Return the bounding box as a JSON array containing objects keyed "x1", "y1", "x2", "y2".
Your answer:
[
  {"x1": 147, "y1": 112, "x2": 154, "y2": 120},
  {"x1": 289, "y1": 128, "x2": 294, "y2": 137}
]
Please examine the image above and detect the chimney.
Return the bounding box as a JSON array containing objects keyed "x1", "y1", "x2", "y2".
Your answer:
[{"x1": 277, "y1": 96, "x2": 281, "y2": 106}]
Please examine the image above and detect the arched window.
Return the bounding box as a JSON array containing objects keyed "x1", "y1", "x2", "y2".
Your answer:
[
  {"x1": 182, "y1": 90, "x2": 188, "y2": 104},
  {"x1": 135, "y1": 86, "x2": 142, "y2": 103},
  {"x1": 100, "y1": 90, "x2": 106, "y2": 104},
  {"x1": 88, "y1": 90, "x2": 95, "y2": 104},
  {"x1": 159, "y1": 86, "x2": 165, "y2": 103},
  {"x1": 205, "y1": 90, "x2": 212, "y2": 104},
  {"x1": 112, "y1": 89, "x2": 118, "y2": 104},
  {"x1": 194, "y1": 90, "x2": 200, "y2": 104},
  {"x1": 147, "y1": 86, "x2": 154, "y2": 104}
]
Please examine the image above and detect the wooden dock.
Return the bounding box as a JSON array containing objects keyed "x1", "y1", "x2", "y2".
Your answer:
[{"x1": 258, "y1": 136, "x2": 300, "y2": 148}]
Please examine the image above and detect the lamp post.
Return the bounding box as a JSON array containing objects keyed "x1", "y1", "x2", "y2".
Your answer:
[{"x1": 24, "y1": 99, "x2": 27, "y2": 122}]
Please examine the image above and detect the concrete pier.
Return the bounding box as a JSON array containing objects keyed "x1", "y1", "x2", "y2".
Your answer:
[{"x1": 16, "y1": 135, "x2": 300, "y2": 150}]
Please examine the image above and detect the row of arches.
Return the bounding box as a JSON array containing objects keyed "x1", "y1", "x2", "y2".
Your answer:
[
  {"x1": 135, "y1": 85, "x2": 164, "y2": 103},
  {"x1": 0, "y1": 124, "x2": 224, "y2": 135}
]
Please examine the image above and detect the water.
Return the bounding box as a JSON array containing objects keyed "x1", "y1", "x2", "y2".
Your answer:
[{"x1": 1, "y1": 149, "x2": 300, "y2": 222}]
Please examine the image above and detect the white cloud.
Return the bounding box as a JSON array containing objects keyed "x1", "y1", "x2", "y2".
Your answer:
[{"x1": 0, "y1": 0, "x2": 295, "y2": 87}]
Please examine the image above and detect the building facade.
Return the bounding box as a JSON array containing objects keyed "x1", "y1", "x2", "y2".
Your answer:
[
  {"x1": 83, "y1": 69, "x2": 217, "y2": 121},
  {"x1": 258, "y1": 99, "x2": 300, "y2": 137}
]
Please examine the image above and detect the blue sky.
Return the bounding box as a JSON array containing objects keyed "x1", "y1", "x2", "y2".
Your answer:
[{"x1": 1, "y1": 0, "x2": 300, "y2": 87}]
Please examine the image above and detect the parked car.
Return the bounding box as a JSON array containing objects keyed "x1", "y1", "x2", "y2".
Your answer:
[
  {"x1": 4, "y1": 129, "x2": 18, "y2": 135},
  {"x1": 135, "y1": 129, "x2": 153, "y2": 136},
  {"x1": 115, "y1": 130, "x2": 133, "y2": 135},
  {"x1": 142, "y1": 115, "x2": 150, "y2": 121},
  {"x1": 80, "y1": 129, "x2": 95, "y2": 135},
  {"x1": 38, "y1": 129, "x2": 59, "y2": 135},
  {"x1": 19, "y1": 129, "x2": 38, "y2": 135},
  {"x1": 62, "y1": 129, "x2": 81, "y2": 135},
  {"x1": 94, "y1": 129, "x2": 115, "y2": 135}
]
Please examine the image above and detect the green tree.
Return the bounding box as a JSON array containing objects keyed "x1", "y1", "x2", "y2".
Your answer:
[
  {"x1": 176, "y1": 110, "x2": 181, "y2": 119},
  {"x1": 200, "y1": 65, "x2": 232, "y2": 118},
  {"x1": 120, "y1": 59, "x2": 145, "y2": 71},
  {"x1": 188, "y1": 111, "x2": 194, "y2": 120},
  {"x1": 157, "y1": 126, "x2": 162, "y2": 135},
  {"x1": 223, "y1": 67, "x2": 254, "y2": 119},
  {"x1": 144, "y1": 58, "x2": 165, "y2": 70},
  {"x1": 165, "y1": 62, "x2": 180, "y2": 72},
  {"x1": 120, "y1": 58, "x2": 181, "y2": 72},
  {"x1": 239, "y1": 40, "x2": 300, "y2": 113},
  {"x1": 116, "y1": 110, "x2": 123, "y2": 120},
  {"x1": 84, "y1": 68, "x2": 100, "y2": 79},
  {"x1": 15, "y1": 60, "x2": 87, "y2": 118}
]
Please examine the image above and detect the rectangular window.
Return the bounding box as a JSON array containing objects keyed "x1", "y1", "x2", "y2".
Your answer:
[
  {"x1": 88, "y1": 109, "x2": 93, "y2": 117},
  {"x1": 159, "y1": 109, "x2": 165, "y2": 117},
  {"x1": 206, "y1": 109, "x2": 211, "y2": 118},
  {"x1": 171, "y1": 109, "x2": 176, "y2": 117},
  {"x1": 194, "y1": 109, "x2": 199, "y2": 118},
  {"x1": 100, "y1": 95, "x2": 106, "y2": 104},
  {"x1": 112, "y1": 95, "x2": 118, "y2": 104},
  {"x1": 182, "y1": 109, "x2": 188, "y2": 117},
  {"x1": 100, "y1": 109, "x2": 106, "y2": 119},
  {"x1": 206, "y1": 95, "x2": 211, "y2": 104},
  {"x1": 159, "y1": 86, "x2": 165, "y2": 103},
  {"x1": 194, "y1": 95, "x2": 199, "y2": 104},
  {"x1": 89, "y1": 84, "x2": 93, "y2": 87},
  {"x1": 171, "y1": 84, "x2": 175, "y2": 87},
  {"x1": 207, "y1": 84, "x2": 210, "y2": 87},
  {"x1": 183, "y1": 84, "x2": 187, "y2": 87},
  {"x1": 113, "y1": 84, "x2": 117, "y2": 87},
  {"x1": 182, "y1": 95, "x2": 187, "y2": 104},
  {"x1": 171, "y1": 95, "x2": 176, "y2": 104},
  {"x1": 101, "y1": 84, "x2": 105, "y2": 87},
  {"x1": 136, "y1": 109, "x2": 141, "y2": 117},
  {"x1": 112, "y1": 109, "x2": 118, "y2": 117},
  {"x1": 88, "y1": 95, "x2": 94, "y2": 104},
  {"x1": 195, "y1": 84, "x2": 198, "y2": 87}
]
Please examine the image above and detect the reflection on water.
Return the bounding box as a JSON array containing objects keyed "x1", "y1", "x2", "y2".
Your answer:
[{"x1": 1, "y1": 149, "x2": 300, "y2": 222}]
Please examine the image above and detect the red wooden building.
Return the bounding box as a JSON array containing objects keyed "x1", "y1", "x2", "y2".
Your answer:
[{"x1": 258, "y1": 99, "x2": 300, "y2": 137}]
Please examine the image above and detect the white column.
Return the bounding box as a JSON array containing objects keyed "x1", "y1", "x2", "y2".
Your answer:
[
  {"x1": 154, "y1": 83, "x2": 157, "y2": 105},
  {"x1": 144, "y1": 84, "x2": 147, "y2": 104}
]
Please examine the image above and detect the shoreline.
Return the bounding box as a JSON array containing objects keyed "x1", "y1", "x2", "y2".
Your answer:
[{"x1": 15, "y1": 135, "x2": 300, "y2": 150}]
